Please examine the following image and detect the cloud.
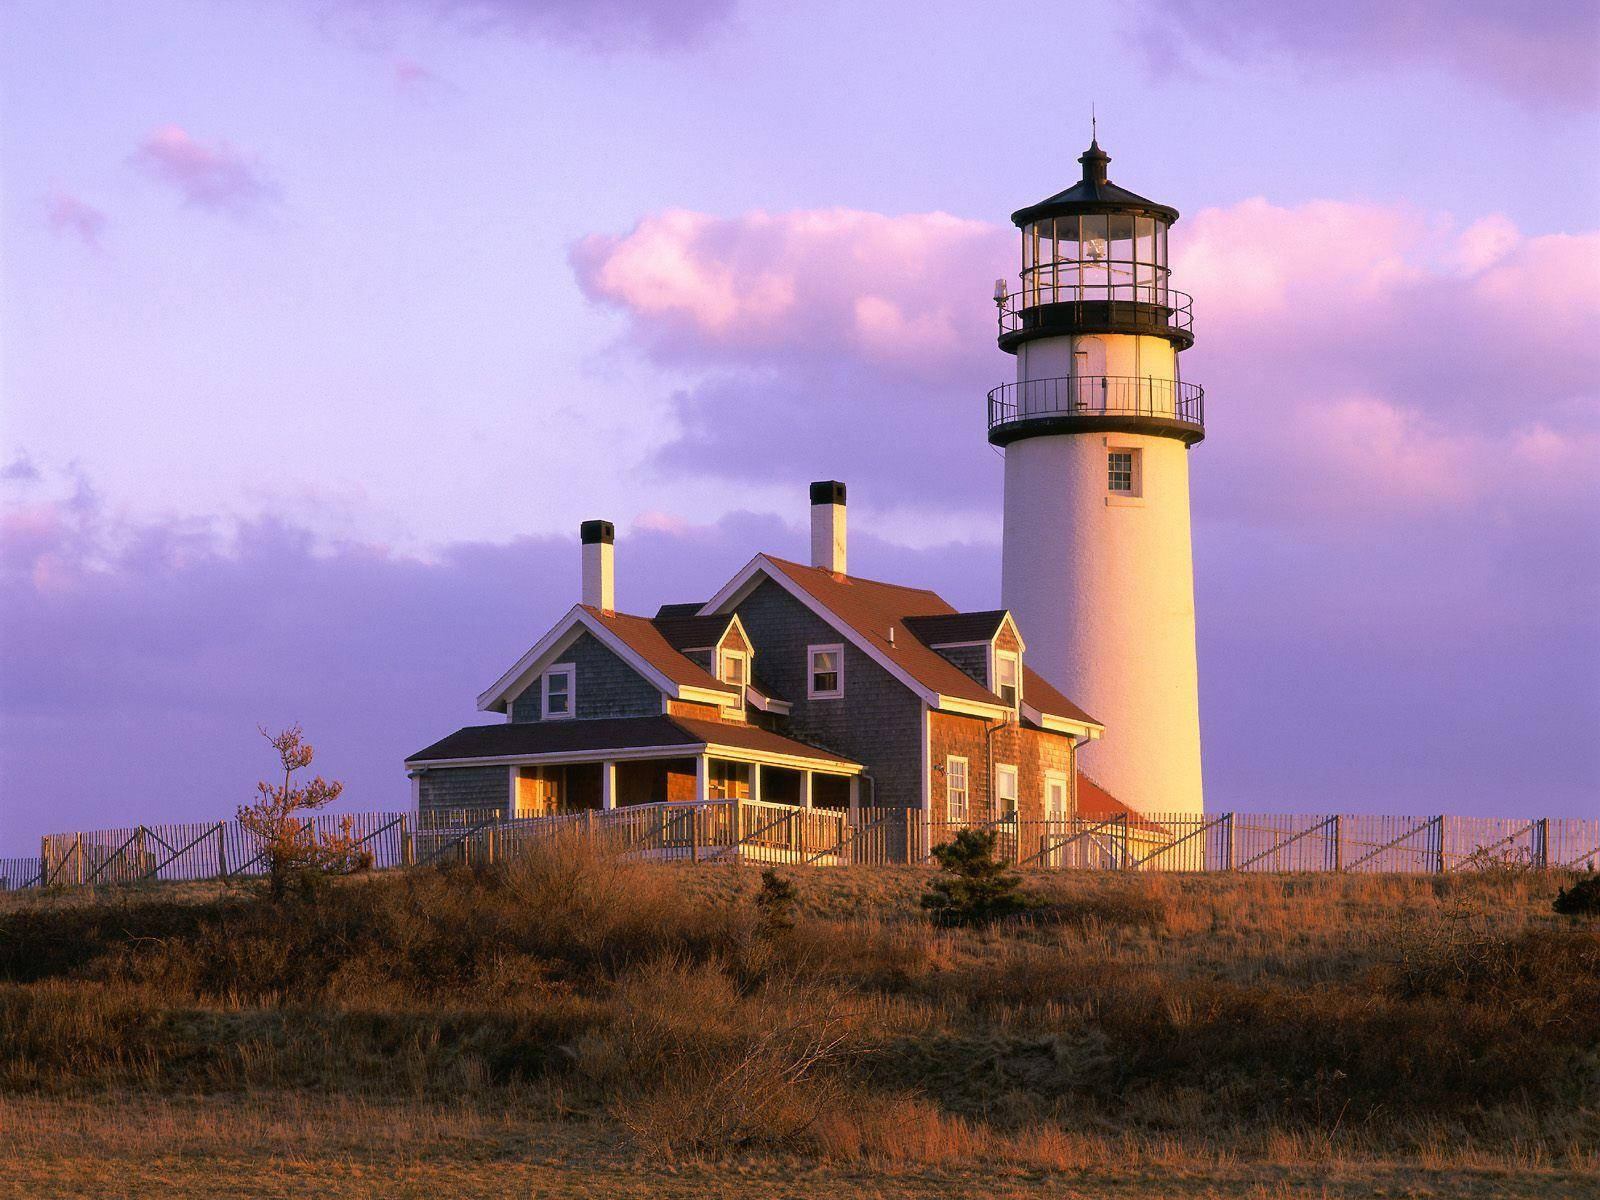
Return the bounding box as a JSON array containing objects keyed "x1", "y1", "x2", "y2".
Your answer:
[
  {"x1": 572, "y1": 197, "x2": 1599, "y2": 520},
  {"x1": 2, "y1": 456, "x2": 1595, "y2": 854},
  {"x1": 132, "y1": 125, "x2": 278, "y2": 216},
  {"x1": 330, "y1": 0, "x2": 737, "y2": 51},
  {"x1": 44, "y1": 191, "x2": 108, "y2": 249},
  {"x1": 1127, "y1": 0, "x2": 1600, "y2": 108}
]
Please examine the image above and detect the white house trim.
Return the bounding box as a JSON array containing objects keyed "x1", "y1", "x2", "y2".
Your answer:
[
  {"x1": 1021, "y1": 702, "x2": 1102, "y2": 738},
  {"x1": 541, "y1": 663, "x2": 576, "y2": 720},
  {"x1": 407, "y1": 742, "x2": 860, "y2": 775}
]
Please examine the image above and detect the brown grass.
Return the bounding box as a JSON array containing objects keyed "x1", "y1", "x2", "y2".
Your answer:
[{"x1": 1, "y1": 844, "x2": 1597, "y2": 1197}]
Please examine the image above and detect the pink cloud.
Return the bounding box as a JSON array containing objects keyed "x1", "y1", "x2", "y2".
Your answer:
[
  {"x1": 1129, "y1": 0, "x2": 1600, "y2": 108},
  {"x1": 573, "y1": 208, "x2": 1003, "y2": 372},
  {"x1": 132, "y1": 125, "x2": 278, "y2": 216},
  {"x1": 571, "y1": 197, "x2": 1599, "y2": 519},
  {"x1": 44, "y1": 191, "x2": 107, "y2": 248}
]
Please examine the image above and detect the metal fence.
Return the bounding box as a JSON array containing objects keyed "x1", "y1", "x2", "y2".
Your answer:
[{"x1": 4, "y1": 806, "x2": 1596, "y2": 892}]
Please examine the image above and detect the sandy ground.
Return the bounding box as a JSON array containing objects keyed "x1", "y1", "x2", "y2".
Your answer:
[{"x1": 0, "y1": 1096, "x2": 1588, "y2": 1200}]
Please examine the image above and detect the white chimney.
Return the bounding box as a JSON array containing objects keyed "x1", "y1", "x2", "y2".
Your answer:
[
  {"x1": 810, "y1": 480, "x2": 846, "y2": 575},
  {"x1": 581, "y1": 520, "x2": 615, "y2": 611}
]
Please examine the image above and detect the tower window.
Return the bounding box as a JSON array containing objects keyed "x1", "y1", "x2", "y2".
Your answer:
[{"x1": 1108, "y1": 449, "x2": 1138, "y2": 495}]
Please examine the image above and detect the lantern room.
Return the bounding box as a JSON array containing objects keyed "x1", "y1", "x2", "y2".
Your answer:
[{"x1": 996, "y1": 140, "x2": 1192, "y2": 354}]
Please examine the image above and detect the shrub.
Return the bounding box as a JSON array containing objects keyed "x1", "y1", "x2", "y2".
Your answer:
[
  {"x1": 1553, "y1": 873, "x2": 1600, "y2": 916},
  {"x1": 755, "y1": 869, "x2": 799, "y2": 936},
  {"x1": 920, "y1": 829, "x2": 1024, "y2": 927}
]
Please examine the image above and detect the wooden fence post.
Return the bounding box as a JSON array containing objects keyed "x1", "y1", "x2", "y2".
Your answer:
[
  {"x1": 1533, "y1": 818, "x2": 1548, "y2": 869},
  {"x1": 1434, "y1": 815, "x2": 1447, "y2": 874},
  {"x1": 691, "y1": 807, "x2": 700, "y2": 864},
  {"x1": 74, "y1": 833, "x2": 84, "y2": 885},
  {"x1": 216, "y1": 823, "x2": 228, "y2": 877},
  {"x1": 1223, "y1": 813, "x2": 1234, "y2": 871},
  {"x1": 400, "y1": 815, "x2": 414, "y2": 868},
  {"x1": 1331, "y1": 814, "x2": 1342, "y2": 872}
]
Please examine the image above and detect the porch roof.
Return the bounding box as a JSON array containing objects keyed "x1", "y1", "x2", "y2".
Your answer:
[{"x1": 406, "y1": 714, "x2": 861, "y2": 771}]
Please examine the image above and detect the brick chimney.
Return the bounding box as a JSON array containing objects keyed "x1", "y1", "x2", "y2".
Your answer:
[
  {"x1": 580, "y1": 520, "x2": 615, "y2": 612},
  {"x1": 809, "y1": 481, "x2": 846, "y2": 575}
]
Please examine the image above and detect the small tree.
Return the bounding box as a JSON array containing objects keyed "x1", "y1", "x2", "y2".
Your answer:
[
  {"x1": 921, "y1": 828, "x2": 1025, "y2": 927},
  {"x1": 237, "y1": 724, "x2": 355, "y2": 899}
]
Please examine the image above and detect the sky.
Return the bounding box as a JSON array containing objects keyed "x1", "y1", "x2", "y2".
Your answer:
[{"x1": 2, "y1": 0, "x2": 1597, "y2": 852}]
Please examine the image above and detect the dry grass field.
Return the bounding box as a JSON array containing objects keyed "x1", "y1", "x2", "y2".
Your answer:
[{"x1": 1, "y1": 845, "x2": 1596, "y2": 1198}]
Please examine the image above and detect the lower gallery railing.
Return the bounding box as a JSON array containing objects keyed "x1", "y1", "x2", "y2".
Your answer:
[{"x1": 7, "y1": 807, "x2": 1596, "y2": 889}]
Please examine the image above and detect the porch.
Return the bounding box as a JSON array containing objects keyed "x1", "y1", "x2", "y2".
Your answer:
[{"x1": 415, "y1": 796, "x2": 854, "y2": 867}]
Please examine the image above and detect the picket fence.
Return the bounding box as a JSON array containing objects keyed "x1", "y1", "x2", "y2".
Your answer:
[{"x1": 2, "y1": 804, "x2": 1596, "y2": 891}]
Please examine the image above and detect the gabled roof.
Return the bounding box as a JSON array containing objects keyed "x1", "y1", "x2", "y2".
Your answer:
[
  {"x1": 902, "y1": 610, "x2": 1009, "y2": 645},
  {"x1": 476, "y1": 604, "x2": 738, "y2": 714},
  {"x1": 584, "y1": 608, "x2": 728, "y2": 687},
  {"x1": 701, "y1": 554, "x2": 1100, "y2": 732},
  {"x1": 407, "y1": 714, "x2": 860, "y2": 769}
]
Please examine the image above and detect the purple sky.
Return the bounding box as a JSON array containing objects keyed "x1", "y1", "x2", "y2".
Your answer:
[{"x1": 3, "y1": 0, "x2": 1597, "y2": 851}]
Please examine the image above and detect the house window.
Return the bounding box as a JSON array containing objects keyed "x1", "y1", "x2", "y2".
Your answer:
[
  {"x1": 995, "y1": 764, "x2": 1018, "y2": 818},
  {"x1": 1045, "y1": 770, "x2": 1069, "y2": 820},
  {"x1": 1108, "y1": 448, "x2": 1138, "y2": 495},
  {"x1": 808, "y1": 644, "x2": 844, "y2": 699},
  {"x1": 994, "y1": 651, "x2": 1020, "y2": 708},
  {"x1": 946, "y1": 756, "x2": 969, "y2": 823},
  {"x1": 542, "y1": 664, "x2": 575, "y2": 719}
]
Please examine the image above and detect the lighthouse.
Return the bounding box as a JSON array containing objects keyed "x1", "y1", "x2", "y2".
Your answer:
[{"x1": 990, "y1": 139, "x2": 1205, "y2": 816}]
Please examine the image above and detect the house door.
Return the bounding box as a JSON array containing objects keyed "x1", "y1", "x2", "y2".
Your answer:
[
  {"x1": 515, "y1": 767, "x2": 560, "y2": 817},
  {"x1": 1044, "y1": 771, "x2": 1069, "y2": 821}
]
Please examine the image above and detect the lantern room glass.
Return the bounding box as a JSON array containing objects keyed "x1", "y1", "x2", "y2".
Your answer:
[{"x1": 1022, "y1": 213, "x2": 1169, "y2": 306}]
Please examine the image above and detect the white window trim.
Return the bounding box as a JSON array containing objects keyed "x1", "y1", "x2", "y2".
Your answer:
[
  {"x1": 807, "y1": 643, "x2": 845, "y2": 700},
  {"x1": 718, "y1": 648, "x2": 749, "y2": 712},
  {"x1": 1044, "y1": 768, "x2": 1070, "y2": 820},
  {"x1": 946, "y1": 755, "x2": 970, "y2": 823},
  {"x1": 994, "y1": 762, "x2": 1018, "y2": 818},
  {"x1": 541, "y1": 663, "x2": 576, "y2": 720},
  {"x1": 993, "y1": 648, "x2": 1021, "y2": 710},
  {"x1": 1105, "y1": 442, "x2": 1145, "y2": 507}
]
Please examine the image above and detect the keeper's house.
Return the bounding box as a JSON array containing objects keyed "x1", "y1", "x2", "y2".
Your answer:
[{"x1": 406, "y1": 483, "x2": 1113, "y2": 825}]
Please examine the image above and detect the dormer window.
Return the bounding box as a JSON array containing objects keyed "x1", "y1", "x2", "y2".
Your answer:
[
  {"x1": 719, "y1": 649, "x2": 748, "y2": 690},
  {"x1": 541, "y1": 664, "x2": 575, "y2": 719},
  {"x1": 995, "y1": 650, "x2": 1020, "y2": 708}
]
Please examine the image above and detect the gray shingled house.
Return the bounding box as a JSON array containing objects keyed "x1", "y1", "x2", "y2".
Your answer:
[{"x1": 406, "y1": 483, "x2": 1107, "y2": 827}]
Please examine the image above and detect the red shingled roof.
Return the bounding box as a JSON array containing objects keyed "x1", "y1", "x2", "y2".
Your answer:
[
  {"x1": 580, "y1": 607, "x2": 732, "y2": 695},
  {"x1": 758, "y1": 557, "x2": 1098, "y2": 727}
]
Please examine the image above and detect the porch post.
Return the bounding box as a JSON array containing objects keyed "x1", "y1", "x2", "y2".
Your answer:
[
  {"x1": 847, "y1": 775, "x2": 860, "y2": 823},
  {"x1": 749, "y1": 762, "x2": 763, "y2": 804},
  {"x1": 506, "y1": 765, "x2": 519, "y2": 820},
  {"x1": 694, "y1": 754, "x2": 709, "y2": 802},
  {"x1": 600, "y1": 760, "x2": 616, "y2": 811},
  {"x1": 799, "y1": 770, "x2": 813, "y2": 810}
]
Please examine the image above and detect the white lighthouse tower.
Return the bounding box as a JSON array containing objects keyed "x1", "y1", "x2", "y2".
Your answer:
[{"x1": 991, "y1": 139, "x2": 1205, "y2": 816}]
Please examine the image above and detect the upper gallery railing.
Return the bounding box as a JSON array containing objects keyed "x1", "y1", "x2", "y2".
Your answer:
[
  {"x1": 987, "y1": 375, "x2": 1205, "y2": 434},
  {"x1": 997, "y1": 278, "x2": 1194, "y2": 339}
]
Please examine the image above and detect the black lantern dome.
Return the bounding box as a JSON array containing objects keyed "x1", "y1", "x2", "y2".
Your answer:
[{"x1": 996, "y1": 140, "x2": 1192, "y2": 354}]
